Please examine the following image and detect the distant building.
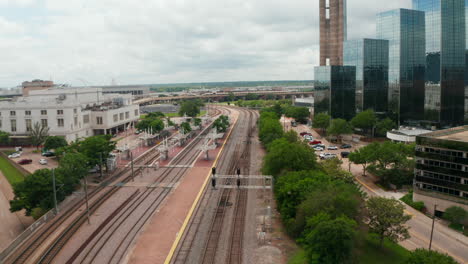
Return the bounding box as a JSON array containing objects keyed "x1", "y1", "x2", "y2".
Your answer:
[
  {"x1": 377, "y1": 9, "x2": 426, "y2": 125},
  {"x1": 21, "y1": 79, "x2": 55, "y2": 96},
  {"x1": 344, "y1": 38, "x2": 389, "y2": 113},
  {"x1": 319, "y1": 0, "x2": 347, "y2": 66},
  {"x1": 0, "y1": 87, "x2": 139, "y2": 143},
  {"x1": 413, "y1": 0, "x2": 466, "y2": 127},
  {"x1": 99, "y1": 85, "x2": 150, "y2": 96},
  {"x1": 386, "y1": 126, "x2": 431, "y2": 143},
  {"x1": 414, "y1": 126, "x2": 468, "y2": 216},
  {"x1": 314, "y1": 66, "x2": 356, "y2": 120}
]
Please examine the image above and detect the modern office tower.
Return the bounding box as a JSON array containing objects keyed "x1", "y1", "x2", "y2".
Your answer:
[
  {"x1": 413, "y1": 0, "x2": 466, "y2": 127},
  {"x1": 344, "y1": 39, "x2": 389, "y2": 113},
  {"x1": 414, "y1": 126, "x2": 468, "y2": 216},
  {"x1": 314, "y1": 66, "x2": 356, "y2": 120},
  {"x1": 320, "y1": 0, "x2": 347, "y2": 66},
  {"x1": 377, "y1": 9, "x2": 426, "y2": 125}
]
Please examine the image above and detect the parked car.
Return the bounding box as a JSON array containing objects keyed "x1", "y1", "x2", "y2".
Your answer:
[
  {"x1": 300, "y1": 132, "x2": 310, "y2": 136},
  {"x1": 340, "y1": 144, "x2": 352, "y2": 149},
  {"x1": 315, "y1": 144, "x2": 326, "y2": 148},
  {"x1": 309, "y1": 140, "x2": 322, "y2": 145},
  {"x1": 8, "y1": 152, "x2": 21, "y2": 159},
  {"x1": 313, "y1": 146, "x2": 324, "y2": 151},
  {"x1": 89, "y1": 166, "x2": 100, "y2": 173},
  {"x1": 341, "y1": 151, "x2": 351, "y2": 158},
  {"x1": 42, "y1": 151, "x2": 55, "y2": 157},
  {"x1": 135, "y1": 130, "x2": 142, "y2": 135},
  {"x1": 18, "y1": 159, "x2": 32, "y2": 165},
  {"x1": 39, "y1": 158, "x2": 48, "y2": 165},
  {"x1": 320, "y1": 153, "x2": 337, "y2": 160},
  {"x1": 327, "y1": 146, "x2": 338, "y2": 150}
]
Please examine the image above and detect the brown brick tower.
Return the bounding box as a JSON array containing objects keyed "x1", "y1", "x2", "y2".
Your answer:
[{"x1": 319, "y1": 0, "x2": 347, "y2": 66}]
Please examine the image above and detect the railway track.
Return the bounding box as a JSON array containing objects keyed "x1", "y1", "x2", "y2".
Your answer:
[
  {"x1": 3, "y1": 107, "x2": 223, "y2": 264},
  {"x1": 172, "y1": 107, "x2": 257, "y2": 264}
]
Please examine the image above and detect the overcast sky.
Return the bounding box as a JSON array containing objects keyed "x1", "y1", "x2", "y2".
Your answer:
[{"x1": 0, "y1": 0, "x2": 411, "y2": 87}]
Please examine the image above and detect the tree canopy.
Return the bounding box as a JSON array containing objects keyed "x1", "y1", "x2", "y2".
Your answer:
[
  {"x1": 366, "y1": 197, "x2": 411, "y2": 246},
  {"x1": 44, "y1": 136, "x2": 68, "y2": 151},
  {"x1": 0, "y1": 130, "x2": 10, "y2": 145},
  {"x1": 136, "y1": 116, "x2": 165, "y2": 133},
  {"x1": 179, "y1": 100, "x2": 203, "y2": 117},
  {"x1": 376, "y1": 118, "x2": 397, "y2": 137},
  {"x1": 180, "y1": 122, "x2": 192, "y2": 134},
  {"x1": 327, "y1": 118, "x2": 353, "y2": 141},
  {"x1": 284, "y1": 106, "x2": 310, "y2": 124},
  {"x1": 78, "y1": 135, "x2": 116, "y2": 169},
  {"x1": 213, "y1": 115, "x2": 230, "y2": 133},
  {"x1": 258, "y1": 111, "x2": 284, "y2": 146},
  {"x1": 262, "y1": 138, "x2": 317, "y2": 177},
  {"x1": 443, "y1": 206, "x2": 467, "y2": 225},
  {"x1": 351, "y1": 109, "x2": 377, "y2": 132},
  {"x1": 313, "y1": 113, "x2": 331, "y2": 131},
  {"x1": 30, "y1": 122, "x2": 49, "y2": 149}
]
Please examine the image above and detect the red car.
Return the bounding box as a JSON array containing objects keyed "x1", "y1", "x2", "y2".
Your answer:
[
  {"x1": 18, "y1": 159, "x2": 32, "y2": 165},
  {"x1": 309, "y1": 140, "x2": 322, "y2": 145}
]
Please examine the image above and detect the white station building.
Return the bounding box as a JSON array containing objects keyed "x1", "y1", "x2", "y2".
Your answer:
[{"x1": 0, "y1": 87, "x2": 139, "y2": 143}]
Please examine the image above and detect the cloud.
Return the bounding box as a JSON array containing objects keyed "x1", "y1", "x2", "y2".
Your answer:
[{"x1": 0, "y1": 0, "x2": 412, "y2": 87}]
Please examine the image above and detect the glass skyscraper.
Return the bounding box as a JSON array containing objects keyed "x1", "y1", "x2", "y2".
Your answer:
[
  {"x1": 344, "y1": 39, "x2": 389, "y2": 113},
  {"x1": 314, "y1": 66, "x2": 356, "y2": 120},
  {"x1": 413, "y1": 0, "x2": 466, "y2": 127},
  {"x1": 377, "y1": 9, "x2": 426, "y2": 125}
]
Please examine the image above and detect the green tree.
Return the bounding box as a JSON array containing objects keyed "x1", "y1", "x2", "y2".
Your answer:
[
  {"x1": 213, "y1": 115, "x2": 230, "y2": 133},
  {"x1": 245, "y1": 93, "x2": 259, "y2": 100},
  {"x1": 349, "y1": 146, "x2": 375, "y2": 176},
  {"x1": 149, "y1": 119, "x2": 165, "y2": 133},
  {"x1": 320, "y1": 158, "x2": 354, "y2": 183},
  {"x1": 10, "y1": 169, "x2": 63, "y2": 215},
  {"x1": 366, "y1": 197, "x2": 411, "y2": 247},
  {"x1": 180, "y1": 122, "x2": 192, "y2": 134},
  {"x1": 351, "y1": 109, "x2": 377, "y2": 136},
  {"x1": 56, "y1": 152, "x2": 90, "y2": 194},
  {"x1": 146, "y1": 111, "x2": 165, "y2": 118},
  {"x1": 305, "y1": 216, "x2": 357, "y2": 264},
  {"x1": 79, "y1": 135, "x2": 116, "y2": 171},
  {"x1": 0, "y1": 130, "x2": 10, "y2": 145},
  {"x1": 327, "y1": 119, "x2": 352, "y2": 142},
  {"x1": 30, "y1": 122, "x2": 50, "y2": 150},
  {"x1": 179, "y1": 100, "x2": 202, "y2": 117},
  {"x1": 443, "y1": 206, "x2": 467, "y2": 225},
  {"x1": 262, "y1": 138, "x2": 317, "y2": 177},
  {"x1": 284, "y1": 130, "x2": 299, "y2": 143},
  {"x1": 259, "y1": 112, "x2": 283, "y2": 146},
  {"x1": 228, "y1": 92, "x2": 235, "y2": 102},
  {"x1": 404, "y1": 249, "x2": 457, "y2": 264},
  {"x1": 376, "y1": 118, "x2": 396, "y2": 137},
  {"x1": 44, "y1": 136, "x2": 68, "y2": 151},
  {"x1": 313, "y1": 113, "x2": 331, "y2": 132},
  {"x1": 285, "y1": 106, "x2": 310, "y2": 124},
  {"x1": 193, "y1": 118, "x2": 202, "y2": 127}
]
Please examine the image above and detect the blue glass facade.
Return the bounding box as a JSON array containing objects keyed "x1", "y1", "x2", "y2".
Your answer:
[
  {"x1": 377, "y1": 9, "x2": 426, "y2": 125},
  {"x1": 344, "y1": 39, "x2": 389, "y2": 113},
  {"x1": 413, "y1": 0, "x2": 466, "y2": 127},
  {"x1": 314, "y1": 66, "x2": 356, "y2": 120}
]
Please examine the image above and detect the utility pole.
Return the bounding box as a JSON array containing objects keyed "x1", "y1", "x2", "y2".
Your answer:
[
  {"x1": 84, "y1": 176, "x2": 90, "y2": 224},
  {"x1": 99, "y1": 152, "x2": 103, "y2": 180},
  {"x1": 429, "y1": 204, "x2": 437, "y2": 250},
  {"x1": 52, "y1": 169, "x2": 58, "y2": 214},
  {"x1": 130, "y1": 151, "x2": 135, "y2": 182}
]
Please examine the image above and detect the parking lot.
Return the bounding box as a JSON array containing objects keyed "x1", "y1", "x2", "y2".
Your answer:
[{"x1": 6, "y1": 148, "x2": 59, "y2": 174}]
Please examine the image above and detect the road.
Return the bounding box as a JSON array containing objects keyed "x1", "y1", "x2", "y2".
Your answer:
[{"x1": 287, "y1": 120, "x2": 468, "y2": 263}]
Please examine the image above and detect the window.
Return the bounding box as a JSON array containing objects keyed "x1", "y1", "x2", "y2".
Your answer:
[
  {"x1": 97, "y1": 117, "x2": 103, "y2": 125},
  {"x1": 0, "y1": 120, "x2": 2, "y2": 128},
  {"x1": 41, "y1": 119, "x2": 48, "y2": 127},
  {"x1": 57, "y1": 110, "x2": 64, "y2": 115},
  {"x1": 113, "y1": 114, "x2": 118, "y2": 122},
  {"x1": 10, "y1": 111, "x2": 16, "y2": 116},
  {"x1": 25, "y1": 110, "x2": 31, "y2": 116},
  {"x1": 58, "y1": 119, "x2": 64, "y2": 127},
  {"x1": 83, "y1": 115, "x2": 90, "y2": 124},
  {"x1": 119, "y1": 113, "x2": 124, "y2": 120},
  {"x1": 73, "y1": 109, "x2": 77, "y2": 114},
  {"x1": 25, "y1": 119, "x2": 32, "y2": 132},
  {"x1": 41, "y1": 110, "x2": 47, "y2": 115},
  {"x1": 125, "y1": 112, "x2": 129, "y2": 119},
  {"x1": 74, "y1": 116, "x2": 78, "y2": 126},
  {"x1": 10, "y1": 120, "x2": 16, "y2": 132},
  {"x1": 135, "y1": 109, "x2": 139, "y2": 116}
]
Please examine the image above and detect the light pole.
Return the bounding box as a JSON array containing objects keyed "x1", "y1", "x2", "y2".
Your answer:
[
  {"x1": 83, "y1": 176, "x2": 90, "y2": 224},
  {"x1": 429, "y1": 204, "x2": 437, "y2": 250}
]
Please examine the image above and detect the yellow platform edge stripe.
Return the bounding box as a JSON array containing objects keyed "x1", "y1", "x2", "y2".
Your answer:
[{"x1": 163, "y1": 110, "x2": 239, "y2": 264}]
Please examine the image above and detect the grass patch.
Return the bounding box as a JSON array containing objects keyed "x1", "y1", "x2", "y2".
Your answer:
[
  {"x1": 0, "y1": 155, "x2": 25, "y2": 185},
  {"x1": 356, "y1": 233, "x2": 410, "y2": 264},
  {"x1": 165, "y1": 111, "x2": 207, "y2": 118},
  {"x1": 400, "y1": 191, "x2": 426, "y2": 212},
  {"x1": 288, "y1": 248, "x2": 307, "y2": 264},
  {"x1": 449, "y1": 223, "x2": 468, "y2": 236}
]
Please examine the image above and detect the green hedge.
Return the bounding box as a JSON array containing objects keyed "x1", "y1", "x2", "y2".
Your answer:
[{"x1": 400, "y1": 191, "x2": 426, "y2": 212}]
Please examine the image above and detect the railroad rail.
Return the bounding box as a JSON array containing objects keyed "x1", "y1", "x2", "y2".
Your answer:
[{"x1": 2, "y1": 108, "x2": 223, "y2": 264}]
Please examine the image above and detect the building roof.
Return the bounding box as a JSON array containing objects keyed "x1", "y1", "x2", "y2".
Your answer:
[
  {"x1": 418, "y1": 126, "x2": 468, "y2": 143},
  {"x1": 388, "y1": 127, "x2": 431, "y2": 137}
]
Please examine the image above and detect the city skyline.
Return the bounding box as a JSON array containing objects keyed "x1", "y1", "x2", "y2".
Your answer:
[{"x1": 0, "y1": 0, "x2": 411, "y2": 87}]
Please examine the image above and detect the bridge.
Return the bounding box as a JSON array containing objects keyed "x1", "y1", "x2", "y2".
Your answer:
[{"x1": 134, "y1": 90, "x2": 314, "y2": 105}]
